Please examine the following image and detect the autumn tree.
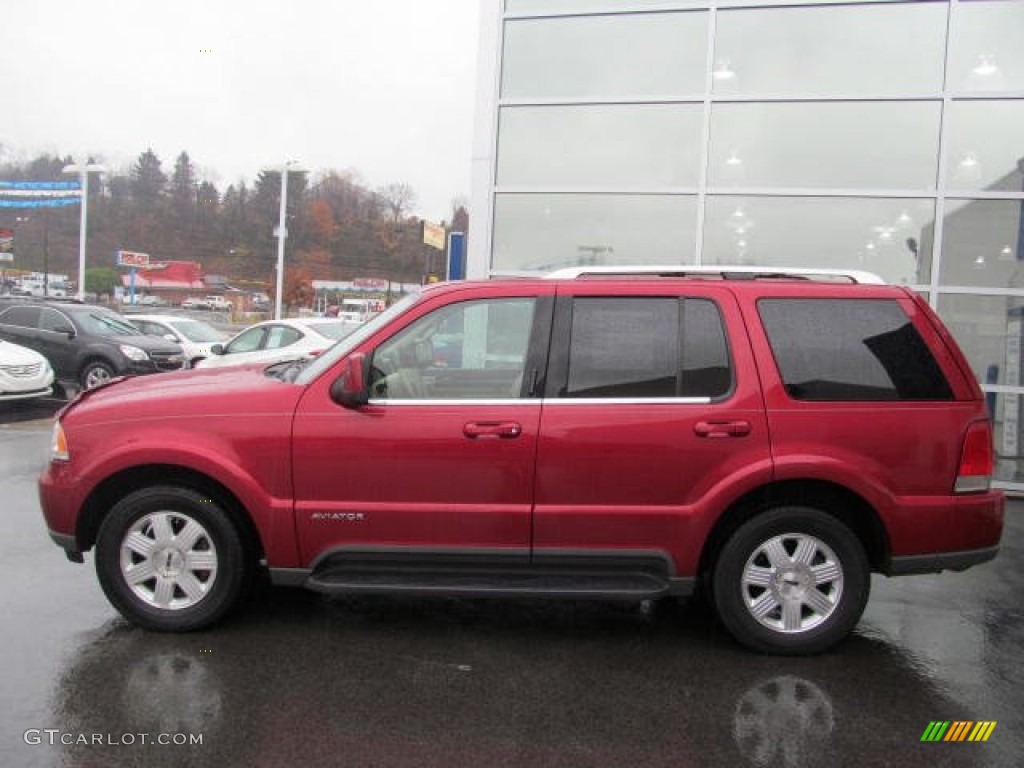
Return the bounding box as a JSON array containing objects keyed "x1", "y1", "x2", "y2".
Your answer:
[{"x1": 378, "y1": 182, "x2": 417, "y2": 222}]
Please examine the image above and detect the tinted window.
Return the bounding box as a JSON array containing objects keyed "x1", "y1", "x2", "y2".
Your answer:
[
  {"x1": 0, "y1": 306, "x2": 42, "y2": 328},
  {"x1": 38, "y1": 308, "x2": 71, "y2": 332},
  {"x1": 758, "y1": 299, "x2": 953, "y2": 401},
  {"x1": 564, "y1": 297, "x2": 731, "y2": 399}
]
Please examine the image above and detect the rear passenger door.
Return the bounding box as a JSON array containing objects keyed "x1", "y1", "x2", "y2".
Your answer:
[{"x1": 532, "y1": 284, "x2": 772, "y2": 576}]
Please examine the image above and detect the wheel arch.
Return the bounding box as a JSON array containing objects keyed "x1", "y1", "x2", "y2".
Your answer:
[
  {"x1": 76, "y1": 464, "x2": 265, "y2": 564},
  {"x1": 698, "y1": 479, "x2": 890, "y2": 583}
]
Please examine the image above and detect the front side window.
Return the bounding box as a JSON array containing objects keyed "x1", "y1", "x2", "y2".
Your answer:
[
  {"x1": 758, "y1": 298, "x2": 953, "y2": 401},
  {"x1": 562, "y1": 297, "x2": 731, "y2": 399},
  {"x1": 265, "y1": 325, "x2": 302, "y2": 350},
  {"x1": 38, "y1": 308, "x2": 72, "y2": 332},
  {"x1": 370, "y1": 298, "x2": 536, "y2": 400},
  {"x1": 227, "y1": 327, "x2": 267, "y2": 354}
]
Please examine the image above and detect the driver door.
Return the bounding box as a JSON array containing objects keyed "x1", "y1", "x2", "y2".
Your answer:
[{"x1": 291, "y1": 287, "x2": 553, "y2": 566}]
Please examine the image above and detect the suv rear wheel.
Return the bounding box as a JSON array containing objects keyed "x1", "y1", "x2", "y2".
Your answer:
[
  {"x1": 95, "y1": 486, "x2": 247, "y2": 631},
  {"x1": 713, "y1": 507, "x2": 870, "y2": 654}
]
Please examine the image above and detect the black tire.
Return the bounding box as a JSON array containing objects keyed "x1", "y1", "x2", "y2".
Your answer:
[
  {"x1": 80, "y1": 360, "x2": 115, "y2": 390},
  {"x1": 94, "y1": 486, "x2": 248, "y2": 632},
  {"x1": 712, "y1": 507, "x2": 870, "y2": 655}
]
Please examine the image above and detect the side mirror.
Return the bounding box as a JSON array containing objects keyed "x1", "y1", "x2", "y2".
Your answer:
[
  {"x1": 210, "y1": 343, "x2": 224, "y2": 355},
  {"x1": 163, "y1": 333, "x2": 178, "y2": 342},
  {"x1": 53, "y1": 324, "x2": 75, "y2": 338},
  {"x1": 330, "y1": 353, "x2": 369, "y2": 409}
]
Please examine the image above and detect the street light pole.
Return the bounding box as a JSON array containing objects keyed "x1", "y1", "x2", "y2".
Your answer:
[
  {"x1": 266, "y1": 160, "x2": 306, "y2": 320},
  {"x1": 62, "y1": 161, "x2": 105, "y2": 301}
]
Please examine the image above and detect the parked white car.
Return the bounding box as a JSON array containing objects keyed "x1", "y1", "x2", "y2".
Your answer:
[
  {"x1": 128, "y1": 314, "x2": 230, "y2": 367},
  {"x1": 0, "y1": 338, "x2": 55, "y2": 401},
  {"x1": 194, "y1": 318, "x2": 361, "y2": 369}
]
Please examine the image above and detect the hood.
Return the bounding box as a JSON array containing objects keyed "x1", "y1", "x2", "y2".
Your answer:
[
  {"x1": 63, "y1": 364, "x2": 303, "y2": 425},
  {"x1": 0, "y1": 339, "x2": 48, "y2": 366},
  {"x1": 115, "y1": 333, "x2": 184, "y2": 354}
]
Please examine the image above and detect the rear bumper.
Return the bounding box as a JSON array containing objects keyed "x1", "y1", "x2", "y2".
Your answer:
[{"x1": 886, "y1": 546, "x2": 999, "y2": 575}]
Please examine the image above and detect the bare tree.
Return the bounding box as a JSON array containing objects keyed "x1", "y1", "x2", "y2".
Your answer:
[{"x1": 377, "y1": 182, "x2": 417, "y2": 223}]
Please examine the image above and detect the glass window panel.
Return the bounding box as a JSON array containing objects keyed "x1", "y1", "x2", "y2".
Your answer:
[
  {"x1": 937, "y1": 199, "x2": 1024, "y2": 288},
  {"x1": 950, "y1": 1, "x2": 1024, "y2": 93},
  {"x1": 497, "y1": 105, "x2": 703, "y2": 187},
  {"x1": 713, "y1": 3, "x2": 946, "y2": 96},
  {"x1": 502, "y1": 13, "x2": 708, "y2": 100},
  {"x1": 492, "y1": 194, "x2": 698, "y2": 273},
  {"x1": 990, "y1": 393, "x2": 1024, "y2": 485},
  {"x1": 935, "y1": 293, "x2": 1024, "y2": 388},
  {"x1": 567, "y1": 298, "x2": 680, "y2": 398},
  {"x1": 708, "y1": 102, "x2": 941, "y2": 189},
  {"x1": 759, "y1": 299, "x2": 953, "y2": 401},
  {"x1": 506, "y1": 0, "x2": 694, "y2": 13},
  {"x1": 703, "y1": 196, "x2": 934, "y2": 286},
  {"x1": 944, "y1": 100, "x2": 1024, "y2": 192}
]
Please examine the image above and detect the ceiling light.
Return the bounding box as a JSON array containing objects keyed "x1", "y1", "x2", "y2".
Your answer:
[
  {"x1": 712, "y1": 59, "x2": 736, "y2": 81},
  {"x1": 972, "y1": 54, "x2": 1000, "y2": 77}
]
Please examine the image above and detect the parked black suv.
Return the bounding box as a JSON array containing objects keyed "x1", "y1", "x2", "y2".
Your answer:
[{"x1": 0, "y1": 301, "x2": 185, "y2": 390}]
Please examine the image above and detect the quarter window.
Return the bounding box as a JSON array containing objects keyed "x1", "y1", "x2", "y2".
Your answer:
[
  {"x1": 758, "y1": 299, "x2": 953, "y2": 401},
  {"x1": 563, "y1": 297, "x2": 731, "y2": 399}
]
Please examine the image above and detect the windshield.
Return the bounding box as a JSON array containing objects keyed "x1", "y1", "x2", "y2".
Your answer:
[
  {"x1": 295, "y1": 293, "x2": 421, "y2": 385},
  {"x1": 73, "y1": 311, "x2": 144, "y2": 337},
  {"x1": 168, "y1": 319, "x2": 228, "y2": 343}
]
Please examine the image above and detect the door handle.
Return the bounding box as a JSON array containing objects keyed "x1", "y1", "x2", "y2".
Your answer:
[
  {"x1": 463, "y1": 421, "x2": 522, "y2": 439},
  {"x1": 694, "y1": 420, "x2": 751, "y2": 438}
]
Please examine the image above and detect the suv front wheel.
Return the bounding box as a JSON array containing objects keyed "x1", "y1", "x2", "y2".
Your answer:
[
  {"x1": 95, "y1": 486, "x2": 247, "y2": 631},
  {"x1": 713, "y1": 507, "x2": 870, "y2": 655},
  {"x1": 80, "y1": 360, "x2": 115, "y2": 390}
]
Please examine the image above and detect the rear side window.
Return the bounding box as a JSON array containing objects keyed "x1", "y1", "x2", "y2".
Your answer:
[
  {"x1": 563, "y1": 297, "x2": 731, "y2": 399},
  {"x1": 0, "y1": 306, "x2": 41, "y2": 328},
  {"x1": 758, "y1": 299, "x2": 953, "y2": 401}
]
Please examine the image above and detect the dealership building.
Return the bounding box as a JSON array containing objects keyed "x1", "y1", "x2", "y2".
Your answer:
[{"x1": 468, "y1": 0, "x2": 1024, "y2": 488}]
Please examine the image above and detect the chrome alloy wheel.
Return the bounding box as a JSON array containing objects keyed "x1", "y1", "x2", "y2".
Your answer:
[
  {"x1": 119, "y1": 511, "x2": 219, "y2": 610},
  {"x1": 84, "y1": 365, "x2": 113, "y2": 389},
  {"x1": 740, "y1": 533, "x2": 843, "y2": 634}
]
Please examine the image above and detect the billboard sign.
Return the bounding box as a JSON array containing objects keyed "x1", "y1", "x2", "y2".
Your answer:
[
  {"x1": 422, "y1": 221, "x2": 446, "y2": 251},
  {"x1": 117, "y1": 250, "x2": 150, "y2": 268}
]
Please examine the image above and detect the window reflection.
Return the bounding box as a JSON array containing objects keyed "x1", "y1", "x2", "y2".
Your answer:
[
  {"x1": 950, "y1": 2, "x2": 1024, "y2": 92},
  {"x1": 936, "y1": 294, "x2": 1024, "y2": 388},
  {"x1": 945, "y1": 100, "x2": 1024, "y2": 192},
  {"x1": 990, "y1": 393, "x2": 1024, "y2": 484},
  {"x1": 501, "y1": 13, "x2": 707, "y2": 100},
  {"x1": 497, "y1": 105, "x2": 703, "y2": 187},
  {"x1": 703, "y1": 196, "x2": 934, "y2": 286},
  {"x1": 492, "y1": 194, "x2": 697, "y2": 273},
  {"x1": 937, "y1": 199, "x2": 1024, "y2": 288},
  {"x1": 708, "y1": 102, "x2": 941, "y2": 189},
  {"x1": 713, "y1": 3, "x2": 945, "y2": 96}
]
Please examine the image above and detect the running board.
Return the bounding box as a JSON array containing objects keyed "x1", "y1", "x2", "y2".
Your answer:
[{"x1": 304, "y1": 566, "x2": 681, "y2": 600}]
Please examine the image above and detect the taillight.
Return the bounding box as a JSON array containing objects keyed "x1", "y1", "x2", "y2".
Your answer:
[{"x1": 955, "y1": 420, "x2": 993, "y2": 494}]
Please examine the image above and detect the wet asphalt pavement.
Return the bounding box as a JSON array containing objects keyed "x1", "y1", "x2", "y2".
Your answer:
[{"x1": 1, "y1": 411, "x2": 1022, "y2": 768}]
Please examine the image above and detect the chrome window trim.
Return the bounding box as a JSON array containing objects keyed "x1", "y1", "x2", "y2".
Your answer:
[{"x1": 368, "y1": 396, "x2": 713, "y2": 406}]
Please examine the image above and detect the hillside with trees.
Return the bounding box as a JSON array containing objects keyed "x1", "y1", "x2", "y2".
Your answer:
[{"x1": 1, "y1": 149, "x2": 466, "y2": 293}]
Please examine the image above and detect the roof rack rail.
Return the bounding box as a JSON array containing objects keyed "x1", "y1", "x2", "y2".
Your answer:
[{"x1": 543, "y1": 265, "x2": 886, "y2": 285}]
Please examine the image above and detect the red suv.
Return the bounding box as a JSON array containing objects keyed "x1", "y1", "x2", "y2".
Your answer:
[{"x1": 38, "y1": 267, "x2": 1004, "y2": 654}]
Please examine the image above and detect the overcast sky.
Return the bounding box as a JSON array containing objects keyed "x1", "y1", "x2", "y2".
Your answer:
[{"x1": 0, "y1": 0, "x2": 480, "y2": 223}]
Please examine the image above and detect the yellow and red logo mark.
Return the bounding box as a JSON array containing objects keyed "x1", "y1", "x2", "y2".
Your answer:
[{"x1": 921, "y1": 721, "x2": 997, "y2": 742}]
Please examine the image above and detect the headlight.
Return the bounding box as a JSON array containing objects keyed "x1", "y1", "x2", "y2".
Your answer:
[
  {"x1": 51, "y1": 421, "x2": 70, "y2": 462},
  {"x1": 119, "y1": 344, "x2": 149, "y2": 362}
]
